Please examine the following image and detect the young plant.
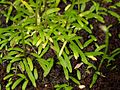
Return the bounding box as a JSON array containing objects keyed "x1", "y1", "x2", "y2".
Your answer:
[{"x1": 54, "y1": 84, "x2": 73, "y2": 90}]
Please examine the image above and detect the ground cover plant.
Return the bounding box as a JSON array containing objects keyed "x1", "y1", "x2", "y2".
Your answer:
[{"x1": 0, "y1": 0, "x2": 120, "y2": 90}]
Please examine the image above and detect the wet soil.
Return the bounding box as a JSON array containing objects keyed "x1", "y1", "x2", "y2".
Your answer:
[{"x1": 0, "y1": 0, "x2": 120, "y2": 90}]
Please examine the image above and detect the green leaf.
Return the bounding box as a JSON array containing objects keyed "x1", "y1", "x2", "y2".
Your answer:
[
  {"x1": 81, "y1": 3, "x2": 86, "y2": 12},
  {"x1": 17, "y1": 74, "x2": 26, "y2": 79},
  {"x1": 34, "y1": 68, "x2": 38, "y2": 80},
  {"x1": 69, "y1": 76, "x2": 80, "y2": 85},
  {"x1": 65, "y1": 46, "x2": 70, "y2": 54},
  {"x1": 36, "y1": 38, "x2": 42, "y2": 47},
  {"x1": 52, "y1": 40, "x2": 60, "y2": 54},
  {"x1": 55, "y1": 0, "x2": 60, "y2": 7},
  {"x1": 90, "y1": 73, "x2": 98, "y2": 88},
  {"x1": 0, "y1": 42, "x2": 7, "y2": 50},
  {"x1": 22, "y1": 80, "x2": 28, "y2": 90},
  {"x1": 70, "y1": 41, "x2": 96, "y2": 69},
  {"x1": 19, "y1": 61, "x2": 25, "y2": 72},
  {"x1": 111, "y1": 48, "x2": 120, "y2": 54},
  {"x1": 7, "y1": 63, "x2": 12, "y2": 73},
  {"x1": 6, "y1": 5, "x2": 13, "y2": 23},
  {"x1": 59, "y1": 41, "x2": 67, "y2": 57},
  {"x1": 79, "y1": 11, "x2": 91, "y2": 17},
  {"x1": 44, "y1": 58, "x2": 54, "y2": 77},
  {"x1": 0, "y1": 39, "x2": 8, "y2": 45},
  {"x1": 23, "y1": 59, "x2": 36, "y2": 87},
  {"x1": 79, "y1": 16, "x2": 89, "y2": 25},
  {"x1": 90, "y1": 35, "x2": 97, "y2": 41},
  {"x1": 63, "y1": 52, "x2": 72, "y2": 73},
  {"x1": 38, "y1": 45, "x2": 42, "y2": 55},
  {"x1": 83, "y1": 25, "x2": 92, "y2": 33},
  {"x1": 43, "y1": 8, "x2": 60, "y2": 17},
  {"x1": 8, "y1": 51, "x2": 18, "y2": 56},
  {"x1": 31, "y1": 53, "x2": 40, "y2": 58},
  {"x1": 83, "y1": 39, "x2": 93, "y2": 48},
  {"x1": 111, "y1": 51, "x2": 120, "y2": 58},
  {"x1": 69, "y1": 44, "x2": 79, "y2": 60},
  {"x1": 63, "y1": 67, "x2": 69, "y2": 80},
  {"x1": 27, "y1": 57, "x2": 33, "y2": 71},
  {"x1": 12, "y1": 78, "x2": 24, "y2": 89},
  {"x1": 6, "y1": 81, "x2": 13, "y2": 88},
  {"x1": 77, "y1": 70, "x2": 81, "y2": 80},
  {"x1": 37, "y1": 58, "x2": 53, "y2": 77},
  {"x1": 21, "y1": 0, "x2": 34, "y2": 13},
  {"x1": 115, "y1": 2, "x2": 120, "y2": 7},
  {"x1": 95, "y1": 44, "x2": 106, "y2": 52},
  {"x1": 75, "y1": 39, "x2": 84, "y2": 49},
  {"x1": 108, "y1": 10, "x2": 120, "y2": 21},
  {"x1": 65, "y1": 4, "x2": 71, "y2": 11},
  {"x1": 13, "y1": 13, "x2": 24, "y2": 21},
  {"x1": 6, "y1": 87, "x2": 10, "y2": 90},
  {"x1": 3, "y1": 74, "x2": 14, "y2": 80},
  {"x1": 77, "y1": 17, "x2": 84, "y2": 27},
  {"x1": 8, "y1": 47, "x2": 24, "y2": 52},
  {"x1": 39, "y1": 44, "x2": 49, "y2": 58},
  {"x1": 85, "y1": 51, "x2": 103, "y2": 56},
  {"x1": 58, "y1": 56, "x2": 67, "y2": 68},
  {"x1": 86, "y1": 13, "x2": 105, "y2": 23},
  {"x1": 10, "y1": 58, "x2": 21, "y2": 63}
]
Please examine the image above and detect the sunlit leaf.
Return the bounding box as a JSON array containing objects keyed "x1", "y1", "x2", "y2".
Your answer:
[
  {"x1": 43, "y1": 8, "x2": 60, "y2": 17},
  {"x1": 17, "y1": 74, "x2": 26, "y2": 79},
  {"x1": 6, "y1": 5, "x2": 13, "y2": 23},
  {"x1": 10, "y1": 58, "x2": 21, "y2": 63},
  {"x1": 8, "y1": 47, "x2": 24, "y2": 52},
  {"x1": 21, "y1": 0, "x2": 34, "y2": 13},
  {"x1": 22, "y1": 80, "x2": 28, "y2": 90},
  {"x1": 55, "y1": 0, "x2": 60, "y2": 7},
  {"x1": 27, "y1": 57, "x2": 33, "y2": 71},
  {"x1": 63, "y1": 52, "x2": 72, "y2": 73},
  {"x1": 86, "y1": 13, "x2": 105, "y2": 23},
  {"x1": 3, "y1": 74, "x2": 14, "y2": 80},
  {"x1": 87, "y1": 56, "x2": 97, "y2": 61},
  {"x1": 34, "y1": 68, "x2": 38, "y2": 80},
  {"x1": 23, "y1": 59, "x2": 36, "y2": 87},
  {"x1": 59, "y1": 41, "x2": 67, "y2": 57},
  {"x1": 6, "y1": 81, "x2": 13, "y2": 88},
  {"x1": 37, "y1": 58, "x2": 53, "y2": 77},
  {"x1": 12, "y1": 78, "x2": 24, "y2": 89},
  {"x1": 58, "y1": 56, "x2": 67, "y2": 68},
  {"x1": 7, "y1": 63, "x2": 12, "y2": 73},
  {"x1": 65, "y1": 4, "x2": 71, "y2": 11},
  {"x1": 19, "y1": 61, "x2": 25, "y2": 72},
  {"x1": 40, "y1": 44, "x2": 49, "y2": 58},
  {"x1": 83, "y1": 39, "x2": 93, "y2": 48}
]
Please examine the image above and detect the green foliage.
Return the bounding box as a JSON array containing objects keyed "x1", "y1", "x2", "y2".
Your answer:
[
  {"x1": 0, "y1": 0, "x2": 120, "y2": 89},
  {"x1": 54, "y1": 84, "x2": 73, "y2": 90},
  {"x1": 37, "y1": 58, "x2": 53, "y2": 77}
]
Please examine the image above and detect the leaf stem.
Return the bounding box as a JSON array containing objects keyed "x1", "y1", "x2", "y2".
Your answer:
[{"x1": 98, "y1": 29, "x2": 109, "y2": 71}]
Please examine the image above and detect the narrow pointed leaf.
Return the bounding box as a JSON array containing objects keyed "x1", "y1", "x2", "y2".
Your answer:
[
  {"x1": 22, "y1": 80, "x2": 28, "y2": 90},
  {"x1": 12, "y1": 78, "x2": 24, "y2": 89},
  {"x1": 23, "y1": 59, "x2": 36, "y2": 87}
]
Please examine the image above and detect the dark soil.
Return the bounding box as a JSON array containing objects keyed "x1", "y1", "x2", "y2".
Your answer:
[{"x1": 0, "y1": 0, "x2": 120, "y2": 90}]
